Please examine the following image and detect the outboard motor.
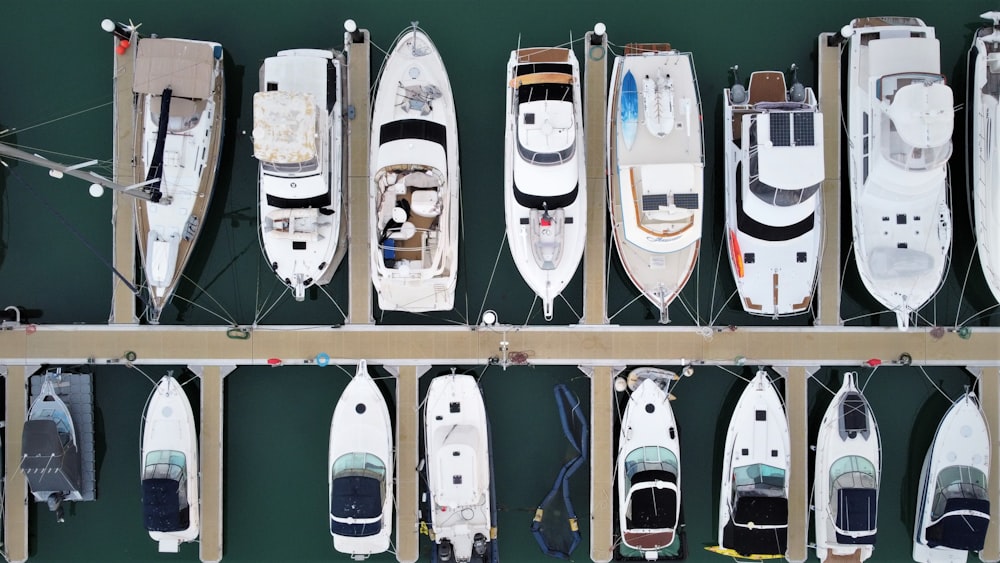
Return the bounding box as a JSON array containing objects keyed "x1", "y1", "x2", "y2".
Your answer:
[{"x1": 473, "y1": 533, "x2": 488, "y2": 556}]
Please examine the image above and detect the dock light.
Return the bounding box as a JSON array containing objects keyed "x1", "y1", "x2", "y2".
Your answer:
[
  {"x1": 345, "y1": 19, "x2": 363, "y2": 43},
  {"x1": 614, "y1": 377, "x2": 627, "y2": 393},
  {"x1": 101, "y1": 19, "x2": 115, "y2": 32},
  {"x1": 593, "y1": 22, "x2": 606, "y2": 37},
  {"x1": 840, "y1": 24, "x2": 854, "y2": 39},
  {"x1": 481, "y1": 310, "x2": 497, "y2": 327},
  {"x1": 88, "y1": 184, "x2": 104, "y2": 198}
]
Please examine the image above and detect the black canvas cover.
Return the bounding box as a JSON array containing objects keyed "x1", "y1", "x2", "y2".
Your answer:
[
  {"x1": 722, "y1": 495, "x2": 789, "y2": 556},
  {"x1": 733, "y1": 495, "x2": 788, "y2": 526},
  {"x1": 626, "y1": 469, "x2": 678, "y2": 530},
  {"x1": 842, "y1": 393, "x2": 868, "y2": 437},
  {"x1": 21, "y1": 419, "x2": 82, "y2": 494},
  {"x1": 330, "y1": 475, "x2": 383, "y2": 537},
  {"x1": 834, "y1": 488, "x2": 877, "y2": 544},
  {"x1": 925, "y1": 498, "x2": 990, "y2": 550},
  {"x1": 143, "y1": 478, "x2": 189, "y2": 532}
]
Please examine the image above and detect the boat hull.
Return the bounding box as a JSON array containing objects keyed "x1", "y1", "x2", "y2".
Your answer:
[{"x1": 972, "y1": 23, "x2": 1000, "y2": 304}]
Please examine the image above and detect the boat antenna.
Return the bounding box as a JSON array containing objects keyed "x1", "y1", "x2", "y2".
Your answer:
[
  {"x1": 729, "y1": 65, "x2": 748, "y2": 104},
  {"x1": 787, "y1": 63, "x2": 806, "y2": 103}
]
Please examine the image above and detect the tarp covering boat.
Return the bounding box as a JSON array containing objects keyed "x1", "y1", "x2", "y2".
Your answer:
[
  {"x1": 330, "y1": 474, "x2": 384, "y2": 537},
  {"x1": 134, "y1": 38, "x2": 218, "y2": 99},
  {"x1": 142, "y1": 477, "x2": 189, "y2": 532},
  {"x1": 834, "y1": 488, "x2": 877, "y2": 543},
  {"x1": 925, "y1": 498, "x2": 990, "y2": 550},
  {"x1": 724, "y1": 495, "x2": 788, "y2": 556},
  {"x1": 253, "y1": 91, "x2": 318, "y2": 164},
  {"x1": 21, "y1": 419, "x2": 82, "y2": 494}
]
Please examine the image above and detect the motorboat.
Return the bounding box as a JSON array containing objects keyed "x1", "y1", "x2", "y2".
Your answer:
[
  {"x1": 723, "y1": 66, "x2": 824, "y2": 318},
  {"x1": 132, "y1": 36, "x2": 225, "y2": 323},
  {"x1": 607, "y1": 45, "x2": 704, "y2": 324},
  {"x1": 617, "y1": 372, "x2": 681, "y2": 560},
  {"x1": 328, "y1": 360, "x2": 393, "y2": 558},
  {"x1": 140, "y1": 374, "x2": 199, "y2": 552},
  {"x1": 971, "y1": 12, "x2": 1000, "y2": 304},
  {"x1": 424, "y1": 373, "x2": 497, "y2": 562},
  {"x1": 813, "y1": 372, "x2": 881, "y2": 562},
  {"x1": 254, "y1": 48, "x2": 347, "y2": 301},
  {"x1": 504, "y1": 46, "x2": 586, "y2": 321},
  {"x1": 370, "y1": 25, "x2": 459, "y2": 312},
  {"x1": 912, "y1": 392, "x2": 990, "y2": 562},
  {"x1": 21, "y1": 370, "x2": 85, "y2": 522},
  {"x1": 707, "y1": 369, "x2": 789, "y2": 559},
  {"x1": 842, "y1": 17, "x2": 953, "y2": 329}
]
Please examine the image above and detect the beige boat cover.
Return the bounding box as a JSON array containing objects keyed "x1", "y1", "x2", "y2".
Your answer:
[
  {"x1": 134, "y1": 38, "x2": 218, "y2": 99},
  {"x1": 252, "y1": 91, "x2": 317, "y2": 164}
]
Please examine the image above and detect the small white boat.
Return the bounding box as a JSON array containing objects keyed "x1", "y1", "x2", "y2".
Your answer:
[
  {"x1": 708, "y1": 369, "x2": 789, "y2": 559},
  {"x1": 617, "y1": 373, "x2": 681, "y2": 559},
  {"x1": 328, "y1": 360, "x2": 393, "y2": 558},
  {"x1": 504, "y1": 46, "x2": 587, "y2": 321},
  {"x1": 813, "y1": 373, "x2": 881, "y2": 562},
  {"x1": 912, "y1": 392, "x2": 990, "y2": 563},
  {"x1": 140, "y1": 374, "x2": 199, "y2": 552},
  {"x1": 607, "y1": 45, "x2": 704, "y2": 324},
  {"x1": 842, "y1": 17, "x2": 954, "y2": 329},
  {"x1": 723, "y1": 66, "x2": 824, "y2": 318},
  {"x1": 370, "y1": 25, "x2": 459, "y2": 312},
  {"x1": 254, "y1": 48, "x2": 347, "y2": 301},
  {"x1": 971, "y1": 12, "x2": 1000, "y2": 305},
  {"x1": 424, "y1": 373, "x2": 496, "y2": 562},
  {"x1": 132, "y1": 36, "x2": 225, "y2": 323}
]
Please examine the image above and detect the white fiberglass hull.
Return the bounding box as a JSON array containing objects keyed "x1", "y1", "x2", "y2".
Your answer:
[
  {"x1": 617, "y1": 376, "x2": 681, "y2": 556},
  {"x1": 813, "y1": 373, "x2": 881, "y2": 562},
  {"x1": 504, "y1": 47, "x2": 587, "y2": 321},
  {"x1": 912, "y1": 393, "x2": 991, "y2": 563},
  {"x1": 370, "y1": 27, "x2": 459, "y2": 312},
  {"x1": 607, "y1": 48, "x2": 704, "y2": 324},
  {"x1": 141, "y1": 375, "x2": 199, "y2": 552},
  {"x1": 844, "y1": 17, "x2": 953, "y2": 329},
  {"x1": 328, "y1": 360, "x2": 393, "y2": 557},
  {"x1": 256, "y1": 49, "x2": 347, "y2": 302},
  {"x1": 425, "y1": 374, "x2": 494, "y2": 562},
  {"x1": 972, "y1": 21, "x2": 1000, "y2": 304}
]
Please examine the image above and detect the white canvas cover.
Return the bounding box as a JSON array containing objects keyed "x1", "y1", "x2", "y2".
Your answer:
[
  {"x1": 887, "y1": 82, "x2": 954, "y2": 148},
  {"x1": 252, "y1": 91, "x2": 317, "y2": 164},
  {"x1": 134, "y1": 38, "x2": 217, "y2": 99}
]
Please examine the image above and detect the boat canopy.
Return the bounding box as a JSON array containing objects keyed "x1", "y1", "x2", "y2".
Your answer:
[
  {"x1": 926, "y1": 497, "x2": 990, "y2": 550},
  {"x1": 879, "y1": 76, "x2": 953, "y2": 171},
  {"x1": 834, "y1": 488, "x2": 877, "y2": 544},
  {"x1": 330, "y1": 452, "x2": 387, "y2": 537},
  {"x1": 134, "y1": 38, "x2": 219, "y2": 99},
  {"x1": 253, "y1": 91, "x2": 318, "y2": 165},
  {"x1": 143, "y1": 478, "x2": 189, "y2": 532},
  {"x1": 726, "y1": 495, "x2": 789, "y2": 556},
  {"x1": 21, "y1": 419, "x2": 82, "y2": 495}
]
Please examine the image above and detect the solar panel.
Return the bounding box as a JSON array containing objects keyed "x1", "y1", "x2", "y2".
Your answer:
[
  {"x1": 769, "y1": 113, "x2": 790, "y2": 146},
  {"x1": 642, "y1": 193, "x2": 669, "y2": 211},
  {"x1": 673, "y1": 193, "x2": 699, "y2": 209},
  {"x1": 793, "y1": 112, "x2": 815, "y2": 146}
]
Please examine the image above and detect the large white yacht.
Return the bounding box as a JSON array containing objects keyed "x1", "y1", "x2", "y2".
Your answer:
[
  {"x1": 971, "y1": 12, "x2": 1000, "y2": 305},
  {"x1": 504, "y1": 46, "x2": 586, "y2": 321},
  {"x1": 842, "y1": 17, "x2": 954, "y2": 329}
]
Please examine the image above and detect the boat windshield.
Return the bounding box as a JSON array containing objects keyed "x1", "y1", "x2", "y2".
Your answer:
[
  {"x1": 624, "y1": 446, "x2": 678, "y2": 487},
  {"x1": 877, "y1": 73, "x2": 952, "y2": 171},
  {"x1": 262, "y1": 156, "x2": 320, "y2": 175},
  {"x1": 143, "y1": 449, "x2": 188, "y2": 507},
  {"x1": 747, "y1": 121, "x2": 821, "y2": 207},
  {"x1": 931, "y1": 465, "x2": 988, "y2": 521},
  {"x1": 734, "y1": 463, "x2": 785, "y2": 496},
  {"x1": 829, "y1": 455, "x2": 877, "y2": 493}
]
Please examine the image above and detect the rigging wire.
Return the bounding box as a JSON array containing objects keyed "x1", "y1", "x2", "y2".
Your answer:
[
  {"x1": 0, "y1": 101, "x2": 113, "y2": 139},
  {"x1": 178, "y1": 272, "x2": 239, "y2": 326}
]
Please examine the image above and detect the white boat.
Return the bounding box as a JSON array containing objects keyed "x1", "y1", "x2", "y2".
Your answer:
[
  {"x1": 424, "y1": 373, "x2": 496, "y2": 562},
  {"x1": 132, "y1": 36, "x2": 225, "y2": 323},
  {"x1": 617, "y1": 373, "x2": 681, "y2": 559},
  {"x1": 842, "y1": 17, "x2": 953, "y2": 329},
  {"x1": 254, "y1": 48, "x2": 347, "y2": 301},
  {"x1": 370, "y1": 25, "x2": 459, "y2": 312},
  {"x1": 723, "y1": 67, "x2": 824, "y2": 318},
  {"x1": 328, "y1": 360, "x2": 393, "y2": 558},
  {"x1": 504, "y1": 46, "x2": 586, "y2": 321},
  {"x1": 607, "y1": 45, "x2": 704, "y2": 324},
  {"x1": 971, "y1": 12, "x2": 1000, "y2": 305},
  {"x1": 813, "y1": 373, "x2": 881, "y2": 562},
  {"x1": 708, "y1": 369, "x2": 789, "y2": 559},
  {"x1": 912, "y1": 392, "x2": 990, "y2": 562},
  {"x1": 140, "y1": 374, "x2": 199, "y2": 552}
]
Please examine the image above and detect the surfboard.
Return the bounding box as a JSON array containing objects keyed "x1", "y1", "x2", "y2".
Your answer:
[{"x1": 619, "y1": 69, "x2": 638, "y2": 150}]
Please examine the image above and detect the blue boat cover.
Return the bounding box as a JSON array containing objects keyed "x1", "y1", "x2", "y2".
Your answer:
[
  {"x1": 330, "y1": 475, "x2": 383, "y2": 537},
  {"x1": 142, "y1": 478, "x2": 188, "y2": 532},
  {"x1": 925, "y1": 498, "x2": 990, "y2": 550},
  {"x1": 834, "y1": 488, "x2": 877, "y2": 544}
]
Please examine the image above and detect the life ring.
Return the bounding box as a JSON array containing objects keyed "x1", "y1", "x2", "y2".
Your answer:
[
  {"x1": 588, "y1": 44, "x2": 605, "y2": 61},
  {"x1": 315, "y1": 353, "x2": 330, "y2": 367}
]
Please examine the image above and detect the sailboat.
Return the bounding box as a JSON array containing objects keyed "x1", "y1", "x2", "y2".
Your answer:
[
  {"x1": 813, "y1": 373, "x2": 881, "y2": 562},
  {"x1": 130, "y1": 34, "x2": 225, "y2": 323},
  {"x1": 424, "y1": 373, "x2": 497, "y2": 562},
  {"x1": 140, "y1": 374, "x2": 199, "y2": 552},
  {"x1": 912, "y1": 392, "x2": 990, "y2": 562},
  {"x1": 254, "y1": 48, "x2": 347, "y2": 301},
  {"x1": 707, "y1": 369, "x2": 789, "y2": 560},
  {"x1": 971, "y1": 12, "x2": 1000, "y2": 305},
  {"x1": 842, "y1": 17, "x2": 953, "y2": 329},
  {"x1": 370, "y1": 25, "x2": 459, "y2": 312},
  {"x1": 607, "y1": 44, "x2": 704, "y2": 324},
  {"x1": 723, "y1": 66, "x2": 824, "y2": 318},
  {"x1": 504, "y1": 46, "x2": 586, "y2": 321},
  {"x1": 617, "y1": 373, "x2": 682, "y2": 560},
  {"x1": 328, "y1": 361, "x2": 393, "y2": 558}
]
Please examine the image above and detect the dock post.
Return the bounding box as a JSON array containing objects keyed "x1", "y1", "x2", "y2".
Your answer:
[
  {"x1": 346, "y1": 27, "x2": 373, "y2": 325},
  {"x1": 392, "y1": 364, "x2": 429, "y2": 563},
  {"x1": 816, "y1": 33, "x2": 842, "y2": 326},
  {"x1": 582, "y1": 27, "x2": 608, "y2": 325},
  {"x1": 190, "y1": 364, "x2": 235, "y2": 563}
]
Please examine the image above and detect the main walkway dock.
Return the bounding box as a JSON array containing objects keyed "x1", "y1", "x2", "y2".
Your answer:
[{"x1": 2, "y1": 26, "x2": 998, "y2": 563}]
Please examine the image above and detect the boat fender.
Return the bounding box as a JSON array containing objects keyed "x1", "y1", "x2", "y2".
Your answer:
[
  {"x1": 315, "y1": 352, "x2": 330, "y2": 367},
  {"x1": 267, "y1": 358, "x2": 283, "y2": 367},
  {"x1": 865, "y1": 358, "x2": 881, "y2": 367}
]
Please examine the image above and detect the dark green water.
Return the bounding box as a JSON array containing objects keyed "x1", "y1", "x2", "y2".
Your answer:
[{"x1": 1, "y1": 0, "x2": 998, "y2": 562}]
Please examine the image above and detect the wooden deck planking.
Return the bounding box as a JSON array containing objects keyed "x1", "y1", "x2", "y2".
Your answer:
[
  {"x1": 4, "y1": 366, "x2": 29, "y2": 563},
  {"x1": 582, "y1": 31, "x2": 608, "y2": 325},
  {"x1": 347, "y1": 30, "x2": 373, "y2": 324},
  {"x1": 783, "y1": 366, "x2": 811, "y2": 562},
  {"x1": 195, "y1": 365, "x2": 232, "y2": 563},
  {"x1": 589, "y1": 366, "x2": 614, "y2": 563},
  {"x1": 111, "y1": 36, "x2": 138, "y2": 324},
  {"x1": 979, "y1": 366, "x2": 1000, "y2": 562},
  {"x1": 817, "y1": 33, "x2": 842, "y2": 326},
  {"x1": 395, "y1": 365, "x2": 423, "y2": 563}
]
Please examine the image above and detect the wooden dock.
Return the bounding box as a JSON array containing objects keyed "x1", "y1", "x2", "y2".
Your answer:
[
  {"x1": 394, "y1": 364, "x2": 425, "y2": 563},
  {"x1": 776, "y1": 366, "x2": 814, "y2": 562},
  {"x1": 588, "y1": 366, "x2": 615, "y2": 563},
  {"x1": 817, "y1": 33, "x2": 842, "y2": 327},
  {"x1": 979, "y1": 366, "x2": 1000, "y2": 562},
  {"x1": 346, "y1": 30, "x2": 373, "y2": 325},
  {"x1": 193, "y1": 365, "x2": 234, "y2": 563},
  {"x1": 4, "y1": 365, "x2": 31, "y2": 563},
  {"x1": 111, "y1": 32, "x2": 138, "y2": 324},
  {"x1": 582, "y1": 31, "x2": 608, "y2": 326}
]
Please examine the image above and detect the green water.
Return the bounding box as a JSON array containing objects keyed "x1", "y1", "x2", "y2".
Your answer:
[{"x1": 1, "y1": 0, "x2": 999, "y2": 561}]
